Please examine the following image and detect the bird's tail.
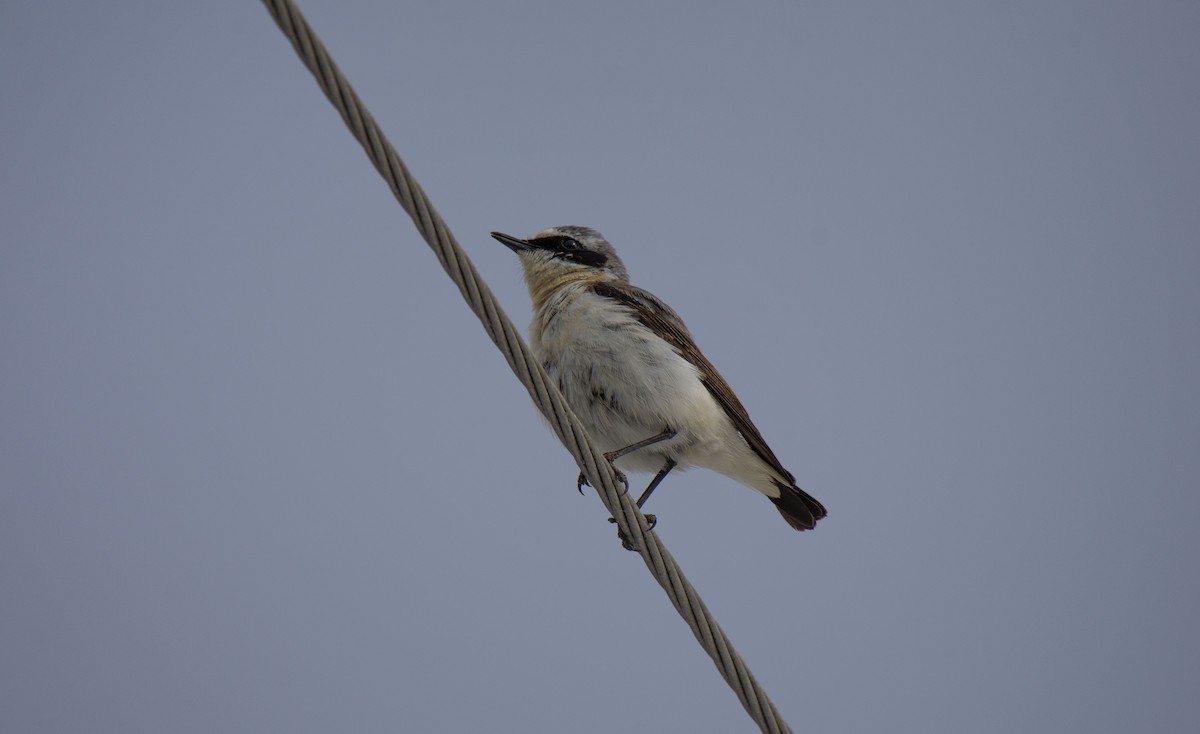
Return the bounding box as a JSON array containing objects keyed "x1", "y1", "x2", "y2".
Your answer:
[{"x1": 770, "y1": 481, "x2": 827, "y2": 531}]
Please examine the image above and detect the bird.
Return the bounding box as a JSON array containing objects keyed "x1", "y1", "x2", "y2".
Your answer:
[{"x1": 492, "y1": 226, "x2": 826, "y2": 541}]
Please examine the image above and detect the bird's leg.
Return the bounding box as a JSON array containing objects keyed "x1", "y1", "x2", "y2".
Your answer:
[
  {"x1": 576, "y1": 428, "x2": 677, "y2": 494},
  {"x1": 635, "y1": 458, "x2": 676, "y2": 511},
  {"x1": 611, "y1": 457, "x2": 677, "y2": 551},
  {"x1": 607, "y1": 428, "x2": 677, "y2": 462}
]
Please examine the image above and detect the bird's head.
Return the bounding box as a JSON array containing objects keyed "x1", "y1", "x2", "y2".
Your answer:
[{"x1": 492, "y1": 227, "x2": 629, "y2": 305}]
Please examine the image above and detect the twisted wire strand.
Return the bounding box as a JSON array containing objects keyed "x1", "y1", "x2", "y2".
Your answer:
[{"x1": 259, "y1": 2, "x2": 793, "y2": 731}]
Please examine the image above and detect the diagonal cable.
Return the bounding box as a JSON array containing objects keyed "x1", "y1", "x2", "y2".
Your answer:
[{"x1": 258, "y1": 2, "x2": 794, "y2": 731}]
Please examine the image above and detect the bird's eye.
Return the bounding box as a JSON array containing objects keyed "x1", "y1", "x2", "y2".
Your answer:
[{"x1": 561, "y1": 238, "x2": 579, "y2": 250}]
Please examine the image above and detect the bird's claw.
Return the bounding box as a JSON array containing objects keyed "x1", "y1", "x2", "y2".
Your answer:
[
  {"x1": 608, "y1": 513, "x2": 657, "y2": 551},
  {"x1": 614, "y1": 469, "x2": 629, "y2": 495},
  {"x1": 576, "y1": 468, "x2": 629, "y2": 496}
]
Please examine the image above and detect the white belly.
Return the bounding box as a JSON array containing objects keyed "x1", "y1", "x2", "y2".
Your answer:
[{"x1": 532, "y1": 289, "x2": 749, "y2": 478}]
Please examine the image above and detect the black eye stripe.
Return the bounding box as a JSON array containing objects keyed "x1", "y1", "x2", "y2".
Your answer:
[{"x1": 529, "y1": 235, "x2": 608, "y2": 267}]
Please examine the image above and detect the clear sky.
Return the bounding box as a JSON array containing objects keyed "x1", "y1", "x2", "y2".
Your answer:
[{"x1": 3, "y1": 2, "x2": 1198, "y2": 732}]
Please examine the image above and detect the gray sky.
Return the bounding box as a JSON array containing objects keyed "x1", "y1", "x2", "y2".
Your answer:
[{"x1": 3, "y1": 2, "x2": 1198, "y2": 732}]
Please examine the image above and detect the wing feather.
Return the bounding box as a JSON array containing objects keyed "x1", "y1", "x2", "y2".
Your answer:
[{"x1": 590, "y1": 282, "x2": 796, "y2": 485}]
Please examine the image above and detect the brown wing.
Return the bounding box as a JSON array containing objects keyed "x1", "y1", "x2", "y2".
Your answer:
[{"x1": 591, "y1": 282, "x2": 797, "y2": 486}]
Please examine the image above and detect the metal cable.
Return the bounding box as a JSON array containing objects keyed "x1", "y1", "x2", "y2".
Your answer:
[{"x1": 258, "y1": 2, "x2": 794, "y2": 731}]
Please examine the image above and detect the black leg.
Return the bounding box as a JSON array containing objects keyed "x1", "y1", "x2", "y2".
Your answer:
[
  {"x1": 606, "y1": 428, "x2": 676, "y2": 462},
  {"x1": 577, "y1": 428, "x2": 676, "y2": 492},
  {"x1": 610, "y1": 457, "x2": 676, "y2": 551},
  {"x1": 636, "y1": 458, "x2": 677, "y2": 509}
]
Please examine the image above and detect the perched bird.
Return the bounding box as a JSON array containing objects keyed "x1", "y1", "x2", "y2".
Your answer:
[{"x1": 492, "y1": 226, "x2": 826, "y2": 537}]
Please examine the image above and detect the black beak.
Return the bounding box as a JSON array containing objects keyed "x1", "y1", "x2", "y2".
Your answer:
[{"x1": 490, "y1": 231, "x2": 536, "y2": 253}]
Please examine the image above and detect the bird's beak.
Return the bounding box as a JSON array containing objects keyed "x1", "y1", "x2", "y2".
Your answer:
[{"x1": 491, "y1": 231, "x2": 536, "y2": 253}]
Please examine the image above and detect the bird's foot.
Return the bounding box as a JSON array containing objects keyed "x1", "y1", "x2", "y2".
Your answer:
[
  {"x1": 576, "y1": 468, "x2": 628, "y2": 496},
  {"x1": 608, "y1": 513, "x2": 656, "y2": 551}
]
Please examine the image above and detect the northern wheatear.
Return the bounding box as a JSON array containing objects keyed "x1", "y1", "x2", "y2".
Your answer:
[{"x1": 493, "y1": 226, "x2": 826, "y2": 540}]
